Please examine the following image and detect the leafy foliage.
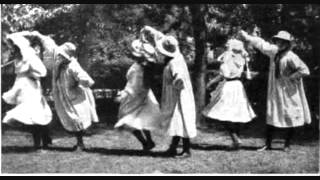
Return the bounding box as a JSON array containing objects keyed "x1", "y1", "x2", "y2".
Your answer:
[{"x1": 1, "y1": 4, "x2": 319, "y2": 125}]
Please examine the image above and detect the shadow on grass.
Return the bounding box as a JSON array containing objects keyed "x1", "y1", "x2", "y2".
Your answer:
[
  {"x1": 2, "y1": 146, "x2": 36, "y2": 154},
  {"x1": 2, "y1": 146, "x2": 76, "y2": 154},
  {"x1": 191, "y1": 143, "x2": 256, "y2": 151},
  {"x1": 190, "y1": 143, "x2": 284, "y2": 152},
  {"x1": 84, "y1": 147, "x2": 170, "y2": 158}
]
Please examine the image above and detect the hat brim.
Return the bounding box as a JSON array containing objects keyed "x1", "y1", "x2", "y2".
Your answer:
[
  {"x1": 272, "y1": 36, "x2": 292, "y2": 42},
  {"x1": 132, "y1": 51, "x2": 143, "y2": 58},
  {"x1": 144, "y1": 55, "x2": 156, "y2": 63},
  {"x1": 156, "y1": 37, "x2": 178, "y2": 58},
  {"x1": 57, "y1": 48, "x2": 72, "y2": 62}
]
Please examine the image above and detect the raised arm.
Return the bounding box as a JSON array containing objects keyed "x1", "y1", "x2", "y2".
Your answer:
[
  {"x1": 140, "y1": 26, "x2": 165, "y2": 45},
  {"x1": 30, "y1": 31, "x2": 58, "y2": 53},
  {"x1": 240, "y1": 30, "x2": 278, "y2": 58},
  {"x1": 9, "y1": 31, "x2": 58, "y2": 52},
  {"x1": 7, "y1": 33, "x2": 47, "y2": 78}
]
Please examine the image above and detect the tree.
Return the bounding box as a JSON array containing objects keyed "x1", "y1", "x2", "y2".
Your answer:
[
  {"x1": 2, "y1": 4, "x2": 318, "y2": 129},
  {"x1": 189, "y1": 4, "x2": 208, "y2": 126}
]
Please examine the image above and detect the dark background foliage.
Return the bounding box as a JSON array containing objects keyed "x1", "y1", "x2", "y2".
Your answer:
[{"x1": 1, "y1": 4, "x2": 319, "y2": 131}]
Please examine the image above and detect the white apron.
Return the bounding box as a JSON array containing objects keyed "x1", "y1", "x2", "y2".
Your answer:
[{"x1": 202, "y1": 51, "x2": 256, "y2": 123}]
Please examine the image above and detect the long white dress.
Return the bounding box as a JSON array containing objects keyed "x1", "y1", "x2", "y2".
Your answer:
[
  {"x1": 52, "y1": 59, "x2": 99, "y2": 132},
  {"x1": 202, "y1": 51, "x2": 256, "y2": 123},
  {"x1": 2, "y1": 35, "x2": 52, "y2": 126},
  {"x1": 115, "y1": 63, "x2": 161, "y2": 131},
  {"x1": 244, "y1": 35, "x2": 311, "y2": 128},
  {"x1": 161, "y1": 54, "x2": 197, "y2": 138}
]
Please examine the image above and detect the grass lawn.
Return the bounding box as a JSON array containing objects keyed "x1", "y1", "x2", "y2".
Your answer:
[{"x1": 1, "y1": 115, "x2": 319, "y2": 174}]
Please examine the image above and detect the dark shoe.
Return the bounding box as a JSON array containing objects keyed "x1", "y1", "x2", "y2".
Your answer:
[
  {"x1": 43, "y1": 136, "x2": 53, "y2": 146},
  {"x1": 257, "y1": 145, "x2": 272, "y2": 152},
  {"x1": 176, "y1": 151, "x2": 191, "y2": 158},
  {"x1": 32, "y1": 134, "x2": 41, "y2": 150},
  {"x1": 42, "y1": 137, "x2": 52, "y2": 150},
  {"x1": 33, "y1": 145, "x2": 42, "y2": 152},
  {"x1": 165, "y1": 148, "x2": 178, "y2": 157},
  {"x1": 42, "y1": 144, "x2": 50, "y2": 150},
  {"x1": 143, "y1": 141, "x2": 156, "y2": 151},
  {"x1": 33, "y1": 139, "x2": 41, "y2": 151},
  {"x1": 133, "y1": 130, "x2": 149, "y2": 150},
  {"x1": 164, "y1": 136, "x2": 180, "y2": 157}
]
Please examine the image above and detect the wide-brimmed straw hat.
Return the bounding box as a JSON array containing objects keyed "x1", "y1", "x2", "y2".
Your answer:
[
  {"x1": 272, "y1": 31, "x2": 293, "y2": 42},
  {"x1": 156, "y1": 35, "x2": 179, "y2": 58},
  {"x1": 131, "y1": 39, "x2": 156, "y2": 63},
  {"x1": 131, "y1": 39, "x2": 143, "y2": 58},
  {"x1": 141, "y1": 43, "x2": 156, "y2": 63},
  {"x1": 57, "y1": 42, "x2": 76, "y2": 62}
]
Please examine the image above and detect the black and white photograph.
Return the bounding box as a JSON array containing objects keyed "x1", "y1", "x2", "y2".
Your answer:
[{"x1": 0, "y1": 4, "x2": 319, "y2": 175}]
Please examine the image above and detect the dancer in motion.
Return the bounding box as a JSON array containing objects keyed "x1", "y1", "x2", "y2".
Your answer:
[
  {"x1": 202, "y1": 39, "x2": 256, "y2": 150},
  {"x1": 240, "y1": 30, "x2": 311, "y2": 151},
  {"x1": 2, "y1": 32, "x2": 52, "y2": 151},
  {"x1": 115, "y1": 39, "x2": 161, "y2": 151},
  {"x1": 156, "y1": 35, "x2": 197, "y2": 158},
  {"x1": 22, "y1": 31, "x2": 99, "y2": 151},
  {"x1": 52, "y1": 42, "x2": 99, "y2": 151}
]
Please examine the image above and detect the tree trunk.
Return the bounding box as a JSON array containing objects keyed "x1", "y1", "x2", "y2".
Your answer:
[
  {"x1": 189, "y1": 5, "x2": 208, "y2": 127},
  {"x1": 77, "y1": 4, "x2": 95, "y2": 70}
]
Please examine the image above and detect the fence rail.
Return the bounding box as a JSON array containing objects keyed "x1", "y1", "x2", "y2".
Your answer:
[{"x1": 45, "y1": 89, "x2": 120, "y2": 102}]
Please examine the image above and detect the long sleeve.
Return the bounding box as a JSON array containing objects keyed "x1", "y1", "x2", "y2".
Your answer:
[
  {"x1": 242, "y1": 32, "x2": 278, "y2": 58},
  {"x1": 30, "y1": 31, "x2": 59, "y2": 53},
  {"x1": 171, "y1": 56, "x2": 186, "y2": 91},
  {"x1": 124, "y1": 64, "x2": 145, "y2": 96},
  {"x1": 140, "y1": 26, "x2": 165, "y2": 45},
  {"x1": 70, "y1": 60, "x2": 94, "y2": 88},
  {"x1": 27, "y1": 49, "x2": 47, "y2": 78},
  {"x1": 13, "y1": 46, "x2": 47, "y2": 78},
  {"x1": 11, "y1": 31, "x2": 58, "y2": 56},
  {"x1": 287, "y1": 54, "x2": 310, "y2": 79}
]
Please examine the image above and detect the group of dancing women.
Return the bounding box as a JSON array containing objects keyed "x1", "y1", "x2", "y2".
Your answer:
[{"x1": 2, "y1": 25, "x2": 311, "y2": 158}]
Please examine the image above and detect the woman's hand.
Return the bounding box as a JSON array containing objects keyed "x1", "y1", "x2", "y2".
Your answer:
[{"x1": 239, "y1": 30, "x2": 250, "y2": 41}]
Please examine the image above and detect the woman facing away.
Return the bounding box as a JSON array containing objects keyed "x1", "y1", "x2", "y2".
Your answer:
[
  {"x1": 114, "y1": 39, "x2": 162, "y2": 151},
  {"x1": 240, "y1": 30, "x2": 311, "y2": 152},
  {"x1": 202, "y1": 39, "x2": 256, "y2": 150},
  {"x1": 2, "y1": 32, "x2": 53, "y2": 151}
]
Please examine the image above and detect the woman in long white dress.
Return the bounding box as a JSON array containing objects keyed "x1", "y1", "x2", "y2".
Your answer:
[
  {"x1": 52, "y1": 42, "x2": 99, "y2": 151},
  {"x1": 202, "y1": 39, "x2": 256, "y2": 149},
  {"x1": 156, "y1": 35, "x2": 197, "y2": 158},
  {"x1": 240, "y1": 30, "x2": 311, "y2": 151},
  {"x1": 115, "y1": 39, "x2": 161, "y2": 151},
  {"x1": 2, "y1": 32, "x2": 53, "y2": 150},
  {"x1": 19, "y1": 31, "x2": 99, "y2": 151}
]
